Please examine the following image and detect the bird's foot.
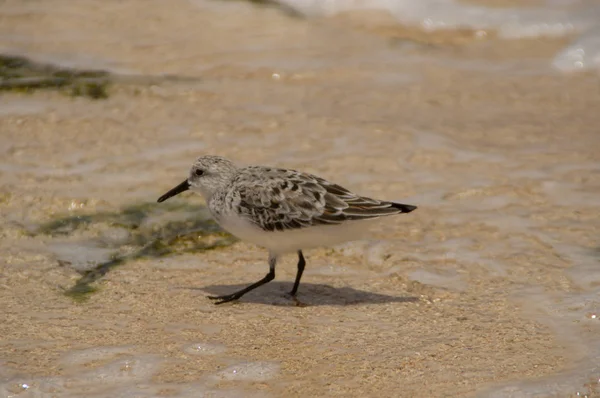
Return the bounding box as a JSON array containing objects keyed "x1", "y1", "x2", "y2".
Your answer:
[
  {"x1": 207, "y1": 293, "x2": 241, "y2": 305},
  {"x1": 285, "y1": 293, "x2": 307, "y2": 307}
]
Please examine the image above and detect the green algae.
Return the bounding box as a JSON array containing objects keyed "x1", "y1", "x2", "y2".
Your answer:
[
  {"x1": 0, "y1": 54, "x2": 110, "y2": 99},
  {"x1": 35, "y1": 201, "x2": 236, "y2": 302},
  {"x1": 1, "y1": 53, "x2": 207, "y2": 101}
]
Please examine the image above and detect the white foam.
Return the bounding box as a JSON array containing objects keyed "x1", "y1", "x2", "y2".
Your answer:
[
  {"x1": 274, "y1": 0, "x2": 595, "y2": 38},
  {"x1": 333, "y1": 240, "x2": 396, "y2": 267},
  {"x1": 273, "y1": 0, "x2": 600, "y2": 71},
  {"x1": 480, "y1": 287, "x2": 600, "y2": 397},
  {"x1": 183, "y1": 342, "x2": 227, "y2": 356},
  {"x1": 554, "y1": 25, "x2": 600, "y2": 70},
  {"x1": 306, "y1": 263, "x2": 359, "y2": 276},
  {"x1": 408, "y1": 268, "x2": 466, "y2": 291},
  {"x1": 213, "y1": 361, "x2": 281, "y2": 382},
  {"x1": 60, "y1": 346, "x2": 135, "y2": 367},
  {"x1": 48, "y1": 241, "x2": 115, "y2": 272},
  {"x1": 0, "y1": 354, "x2": 163, "y2": 398},
  {"x1": 66, "y1": 355, "x2": 162, "y2": 387}
]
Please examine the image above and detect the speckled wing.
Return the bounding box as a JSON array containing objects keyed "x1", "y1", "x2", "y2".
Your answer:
[{"x1": 233, "y1": 167, "x2": 417, "y2": 232}]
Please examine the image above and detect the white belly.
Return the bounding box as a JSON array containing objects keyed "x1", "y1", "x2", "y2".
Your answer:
[{"x1": 216, "y1": 214, "x2": 374, "y2": 255}]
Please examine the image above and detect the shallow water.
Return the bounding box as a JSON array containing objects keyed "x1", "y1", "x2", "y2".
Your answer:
[{"x1": 1, "y1": 0, "x2": 600, "y2": 397}]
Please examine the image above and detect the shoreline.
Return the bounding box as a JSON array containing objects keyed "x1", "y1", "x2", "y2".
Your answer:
[{"x1": 1, "y1": 1, "x2": 599, "y2": 397}]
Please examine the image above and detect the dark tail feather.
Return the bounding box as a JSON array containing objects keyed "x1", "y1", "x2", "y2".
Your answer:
[{"x1": 390, "y1": 202, "x2": 418, "y2": 213}]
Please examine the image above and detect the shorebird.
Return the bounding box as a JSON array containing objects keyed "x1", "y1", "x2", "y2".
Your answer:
[{"x1": 158, "y1": 155, "x2": 417, "y2": 304}]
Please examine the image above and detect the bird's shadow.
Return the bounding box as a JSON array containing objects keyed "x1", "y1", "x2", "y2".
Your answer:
[{"x1": 179, "y1": 282, "x2": 419, "y2": 306}]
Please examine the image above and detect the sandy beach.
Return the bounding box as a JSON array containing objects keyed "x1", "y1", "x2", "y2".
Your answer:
[{"x1": 1, "y1": 1, "x2": 599, "y2": 397}]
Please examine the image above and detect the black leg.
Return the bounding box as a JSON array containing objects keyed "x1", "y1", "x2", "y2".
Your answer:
[
  {"x1": 288, "y1": 250, "x2": 305, "y2": 297},
  {"x1": 208, "y1": 253, "x2": 277, "y2": 305}
]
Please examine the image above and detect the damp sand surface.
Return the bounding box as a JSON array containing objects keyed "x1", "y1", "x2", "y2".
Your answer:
[{"x1": 1, "y1": 1, "x2": 600, "y2": 397}]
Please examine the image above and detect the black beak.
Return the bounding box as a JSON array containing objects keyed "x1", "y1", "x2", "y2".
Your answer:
[{"x1": 157, "y1": 179, "x2": 190, "y2": 203}]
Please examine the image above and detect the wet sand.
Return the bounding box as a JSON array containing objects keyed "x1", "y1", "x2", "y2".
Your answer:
[{"x1": 1, "y1": 1, "x2": 600, "y2": 397}]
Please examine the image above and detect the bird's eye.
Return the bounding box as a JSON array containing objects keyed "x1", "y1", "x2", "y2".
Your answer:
[{"x1": 195, "y1": 169, "x2": 204, "y2": 176}]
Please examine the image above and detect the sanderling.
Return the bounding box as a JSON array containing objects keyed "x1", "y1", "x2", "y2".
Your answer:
[{"x1": 157, "y1": 155, "x2": 417, "y2": 304}]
